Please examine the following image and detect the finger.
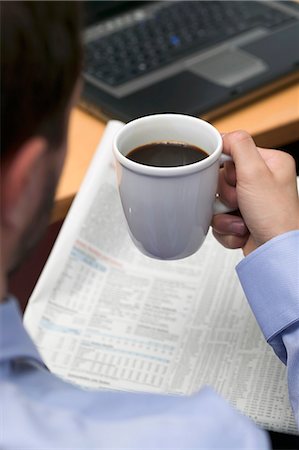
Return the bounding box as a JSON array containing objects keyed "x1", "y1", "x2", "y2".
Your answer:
[
  {"x1": 212, "y1": 229, "x2": 249, "y2": 250},
  {"x1": 223, "y1": 160, "x2": 237, "y2": 186},
  {"x1": 223, "y1": 131, "x2": 271, "y2": 181},
  {"x1": 220, "y1": 133, "x2": 236, "y2": 186},
  {"x1": 212, "y1": 213, "x2": 248, "y2": 237},
  {"x1": 217, "y1": 169, "x2": 238, "y2": 209}
]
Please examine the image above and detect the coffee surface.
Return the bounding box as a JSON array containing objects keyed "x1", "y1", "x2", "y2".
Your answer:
[{"x1": 127, "y1": 142, "x2": 208, "y2": 167}]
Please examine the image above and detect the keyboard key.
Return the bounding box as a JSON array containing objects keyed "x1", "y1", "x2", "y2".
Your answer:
[{"x1": 84, "y1": 1, "x2": 295, "y2": 86}]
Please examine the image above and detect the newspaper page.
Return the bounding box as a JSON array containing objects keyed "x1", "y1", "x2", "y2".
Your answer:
[{"x1": 24, "y1": 120, "x2": 297, "y2": 434}]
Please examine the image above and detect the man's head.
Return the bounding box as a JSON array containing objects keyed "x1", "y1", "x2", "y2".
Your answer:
[{"x1": 0, "y1": 1, "x2": 82, "y2": 283}]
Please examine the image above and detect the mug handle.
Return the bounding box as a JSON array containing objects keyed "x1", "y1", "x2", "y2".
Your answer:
[{"x1": 213, "y1": 154, "x2": 235, "y2": 215}]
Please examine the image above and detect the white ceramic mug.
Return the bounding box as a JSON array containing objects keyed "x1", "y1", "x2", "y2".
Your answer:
[{"x1": 113, "y1": 114, "x2": 232, "y2": 260}]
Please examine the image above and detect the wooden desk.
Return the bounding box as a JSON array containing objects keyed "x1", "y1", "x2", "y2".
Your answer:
[{"x1": 52, "y1": 82, "x2": 299, "y2": 223}]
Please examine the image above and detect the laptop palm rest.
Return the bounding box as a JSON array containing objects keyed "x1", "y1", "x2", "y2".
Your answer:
[{"x1": 189, "y1": 48, "x2": 268, "y2": 87}]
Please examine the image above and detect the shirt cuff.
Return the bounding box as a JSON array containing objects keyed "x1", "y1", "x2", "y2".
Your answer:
[{"x1": 236, "y1": 230, "x2": 299, "y2": 343}]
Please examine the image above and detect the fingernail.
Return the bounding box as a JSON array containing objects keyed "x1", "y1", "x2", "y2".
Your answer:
[{"x1": 229, "y1": 220, "x2": 247, "y2": 236}]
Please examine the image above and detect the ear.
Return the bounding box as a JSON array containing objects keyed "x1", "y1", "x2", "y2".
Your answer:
[{"x1": 1, "y1": 137, "x2": 48, "y2": 229}]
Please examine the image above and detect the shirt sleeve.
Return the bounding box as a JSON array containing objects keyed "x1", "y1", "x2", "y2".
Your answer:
[{"x1": 236, "y1": 230, "x2": 299, "y2": 425}]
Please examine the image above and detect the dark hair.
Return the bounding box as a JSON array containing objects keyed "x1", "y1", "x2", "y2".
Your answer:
[{"x1": 1, "y1": 1, "x2": 82, "y2": 160}]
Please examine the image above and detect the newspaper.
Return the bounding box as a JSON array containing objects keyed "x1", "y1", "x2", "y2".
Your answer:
[{"x1": 24, "y1": 120, "x2": 297, "y2": 435}]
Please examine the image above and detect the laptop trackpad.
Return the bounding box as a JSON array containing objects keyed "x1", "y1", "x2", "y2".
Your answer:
[{"x1": 189, "y1": 48, "x2": 268, "y2": 87}]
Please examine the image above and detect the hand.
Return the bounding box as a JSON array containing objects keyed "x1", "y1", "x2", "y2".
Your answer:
[{"x1": 212, "y1": 131, "x2": 299, "y2": 256}]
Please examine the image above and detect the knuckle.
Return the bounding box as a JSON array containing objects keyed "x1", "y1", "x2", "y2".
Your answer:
[
  {"x1": 229, "y1": 130, "x2": 252, "y2": 144},
  {"x1": 283, "y1": 152, "x2": 296, "y2": 170},
  {"x1": 275, "y1": 150, "x2": 296, "y2": 173}
]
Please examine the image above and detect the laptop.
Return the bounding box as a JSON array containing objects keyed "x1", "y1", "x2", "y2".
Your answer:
[{"x1": 81, "y1": 0, "x2": 299, "y2": 121}]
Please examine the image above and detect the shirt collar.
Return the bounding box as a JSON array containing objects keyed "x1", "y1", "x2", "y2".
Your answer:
[{"x1": 0, "y1": 296, "x2": 45, "y2": 367}]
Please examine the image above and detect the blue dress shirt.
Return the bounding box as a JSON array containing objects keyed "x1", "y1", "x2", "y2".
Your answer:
[{"x1": 1, "y1": 231, "x2": 298, "y2": 449}]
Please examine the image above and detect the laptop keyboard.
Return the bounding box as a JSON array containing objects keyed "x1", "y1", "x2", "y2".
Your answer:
[{"x1": 84, "y1": 1, "x2": 295, "y2": 87}]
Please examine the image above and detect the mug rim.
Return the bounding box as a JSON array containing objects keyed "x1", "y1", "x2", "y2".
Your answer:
[{"x1": 113, "y1": 113, "x2": 223, "y2": 177}]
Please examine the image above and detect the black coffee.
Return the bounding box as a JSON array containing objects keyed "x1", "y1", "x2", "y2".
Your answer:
[{"x1": 126, "y1": 142, "x2": 209, "y2": 167}]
